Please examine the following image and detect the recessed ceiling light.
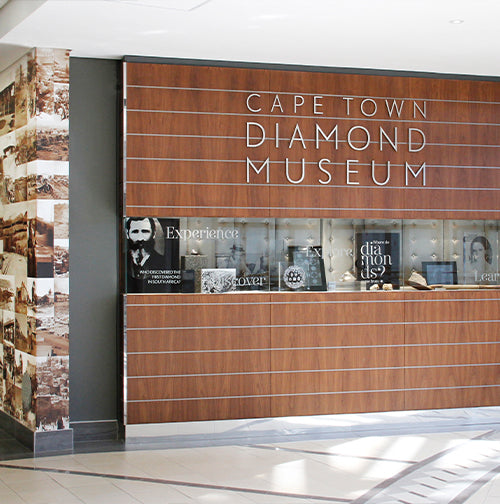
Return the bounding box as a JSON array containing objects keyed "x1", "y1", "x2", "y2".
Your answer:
[{"x1": 449, "y1": 19, "x2": 464, "y2": 24}]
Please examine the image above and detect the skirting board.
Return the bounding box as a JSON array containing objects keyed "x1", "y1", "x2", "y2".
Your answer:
[
  {"x1": 125, "y1": 407, "x2": 500, "y2": 450},
  {"x1": 0, "y1": 409, "x2": 73, "y2": 454},
  {"x1": 70, "y1": 419, "x2": 124, "y2": 443}
]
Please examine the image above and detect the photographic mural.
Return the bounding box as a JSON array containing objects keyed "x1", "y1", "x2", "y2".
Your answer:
[{"x1": 0, "y1": 49, "x2": 69, "y2": 432}]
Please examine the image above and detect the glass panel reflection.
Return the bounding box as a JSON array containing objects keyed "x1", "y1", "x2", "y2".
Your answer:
[{"x1": 123, "y1": 217, "x2": 500, "y2": 293}]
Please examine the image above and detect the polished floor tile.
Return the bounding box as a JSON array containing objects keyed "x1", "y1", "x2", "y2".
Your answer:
[{"x1": 1, "y1": 408, "x2": 500, "y2": 503}]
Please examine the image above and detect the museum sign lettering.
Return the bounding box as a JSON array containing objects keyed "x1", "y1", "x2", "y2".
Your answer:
[{"x1": 245, "y1": 94, "x2": 427, "y2": 187}]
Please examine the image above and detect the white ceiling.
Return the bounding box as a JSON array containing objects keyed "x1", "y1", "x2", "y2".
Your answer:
[{"x1": 0, "y1": 0, "x2": 499, "y2": 77}]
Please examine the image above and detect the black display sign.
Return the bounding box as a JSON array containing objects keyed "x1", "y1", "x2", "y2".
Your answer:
[{"x1": 355, "y1": 232, "x2": 400, "y2": 289}]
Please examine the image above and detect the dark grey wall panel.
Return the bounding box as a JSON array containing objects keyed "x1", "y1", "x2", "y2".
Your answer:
[{"x1": 69, "y1": 58, "x2": 119, "y2": 424}]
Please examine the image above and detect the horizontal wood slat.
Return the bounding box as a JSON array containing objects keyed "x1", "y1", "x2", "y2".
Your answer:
[
  {"x1": 405, "y1": 343, "x2": 500, "y2": 367},
  {"x1": 124, "y1": 62, "x2": 500, "y2": 219},
  {"x1": 127, "y1": 294, "x2": 271, "y2": 329},
  {"x1": 127, "y1": 327, "x2": 270, "y2": 354},
  {"x1": 404, "y1": 387, "x2": 500, "y2": 412},
  {"x1": 128, "y1": 374, "x2": 270, "y2": 401},
  {"x1": 405, "y1": 365, "x2": 500, "y2": 389},
  {"x1": 125, "y1": 291, "x2": 500, "y2": 424},
  {"x1": 127, "y1": 397, "x2": 271, "y2": 424},
  {"x1": 270, "y1": 369, "x2": 404, "y2": 395},
  {"x1": 128, "y1": 351, "x2": 270, "y2": 377},
  {"x1": 270, "y1": 391, "x2": 406, "y2": 418}
]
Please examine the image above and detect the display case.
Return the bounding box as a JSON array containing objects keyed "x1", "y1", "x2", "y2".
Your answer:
[{"x1": 124, "y1": 216, "x2": 500, "y2": 294}]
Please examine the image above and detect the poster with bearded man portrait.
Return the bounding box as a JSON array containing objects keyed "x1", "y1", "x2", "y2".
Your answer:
[{"x1": 125, "y1": 217, "x2": 180, "y2": 293}]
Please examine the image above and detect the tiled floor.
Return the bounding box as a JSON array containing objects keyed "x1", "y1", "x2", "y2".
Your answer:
[{"x1": 1, "y1": 408, "x2": 500, "y2": 503}]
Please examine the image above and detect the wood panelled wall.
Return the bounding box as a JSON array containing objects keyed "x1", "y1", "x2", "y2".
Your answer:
[
  {"x1": 126, "y1": 291, "x2": 500, "y2": 424},
  {"x1": 123, "y1": 60, "x2": 500, "y2": 424},
  {"x1": 124, "y1": 61, "x2": 500, "y2": 220}
]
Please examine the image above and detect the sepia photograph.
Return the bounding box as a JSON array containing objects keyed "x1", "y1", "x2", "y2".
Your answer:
[
  {"x1": 27, "y1": 316, "x2": 36, "y2": 354},
  {"x1": 35, "y1": 277, "x2": 68, "y2": 356},
  {"x1": 0, "y1": 276, "x2": 16, "y2": 312},
  {"x1": 35, "y1": 49, "x2": 55, "y2": 116},
  {"x1": 14, "y1": 312, "x2": 28, "y2": 352},
  {"x1": 54, "y1": 83, "x2": 69, "y2": 121},
  {"x1": 0, "y1": 204, "x2": 29, "y2": 262},
  {"x1": 13, "y1": 169, "x2": 27, "y2": 203},
  {"x1": 14, "y1": 57, "x2": 29, "y2": 129},
  {"x1": 54, "y1": 202, "x2": 69, "y2": 239},
  {"x1": 3, "y1": 310, "x2": 15, "y2": 346},
  {"x1": 26, "y1": 53, "x2": 36, "y2": 120},
  {"x1": 2, "y1": 157, "x2": 27, "y2": 204},
  {"x1": 0, "y1": 343, "x2": 3, "y2": 401},
  {"x1": 36, "y1": 355, "x2": 69, "y2": 431},
  {"x1": 35, "y1": 217, "x2": 55, "y2": 278},
  {"x1": 26, "y1": 278, "x2": 35, "y2": 317},
  {"x1": 53, "y1": 49, "x2": 70, "y2": 85},
  {"x1": 3, "y1": 338, "x2": 15, "y2": 381},
  {"x1": 54, "y1": 240, "x2": 69, "y2": 277},
  {"x1": 34, "y1": 278, "x2": 54, "y2": 356},
  {"x1": 2, "y1": 342, "x2": 15, "y2": 418},
  {"x1": 15, "y1": 350, "x2": 36, "y2": 429},
  {"x1": 53, "y1": 277, "x2": 69, "y2": 354},
  {"x1": 15, "y1": 275, "x2": 31, "y2": 315},
  {"x1": 27, "y1": 218, "x2": 36, "y2": 277},
  {"x1": 27, "y1": 160, "x2": 69, "y2": 200},
  {"x1": 15, "y1": 124, "x2": 36, "y2": 166},
  {"x1": 0, "y1": 81, "x2": 15, "y2": 136},
  {"x1": 36, "y1": 113, "x2": 69, "y2": 162},
  {"x1": 34, "y1": 49, "x2": 70, "y2": 162},
  {"x1": 0, "y1": 131, "x2": 17, "y2": 204}
]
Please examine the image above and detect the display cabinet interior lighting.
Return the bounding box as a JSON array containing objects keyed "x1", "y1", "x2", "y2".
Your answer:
[{"x1": 123, "y1": 217, "x2": 500, "y2": 294}]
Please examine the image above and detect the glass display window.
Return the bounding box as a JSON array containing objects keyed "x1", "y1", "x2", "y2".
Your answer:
[{"x1": 123, "y1": 217, "x2": 500, "y2": 294}]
